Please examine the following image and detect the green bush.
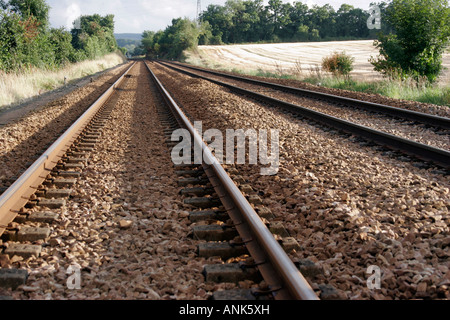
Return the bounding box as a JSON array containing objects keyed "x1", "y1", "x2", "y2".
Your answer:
[
  {"x1": 370, "y1": 0, "x2": 450, "y2": 83},
  {"x1": 71, "y1": 14, "x2": 118, "y2": 60},
  {"x1": 48, "y1": 27, "x2": 74, "y2": 66},
  {"x1": 0, "y1": 10, "x2": 26, "y2": 71},
  {"x1": 321, "y1": 51, "x2": 355, "y2": 78}
]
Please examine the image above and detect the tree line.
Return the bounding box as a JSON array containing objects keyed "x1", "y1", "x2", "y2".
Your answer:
[
  {"x1": 199, "y1": 0, "x2": 389, "y2": 44},
  {"x1": 0, "y1": 0, "x2": 118, "y2": 72},
  {"x1": 141, "y1": 1, "x2": 390, "y2": 60},
  {"x1": 141, "y1": 0, "x2": 449, "y2": 84}
]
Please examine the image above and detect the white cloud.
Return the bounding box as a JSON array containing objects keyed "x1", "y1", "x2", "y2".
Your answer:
[
  {"x1": 66, "y1": 2, "x2": 81, "y2": 30},
  {"x1": 305, "y1": 0, "x2": 316, "y2": 8}
]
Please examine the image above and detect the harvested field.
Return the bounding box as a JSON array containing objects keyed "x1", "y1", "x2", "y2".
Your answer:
[{"x1": 186, "y1": 40, "x2": 450, "y2": 84}]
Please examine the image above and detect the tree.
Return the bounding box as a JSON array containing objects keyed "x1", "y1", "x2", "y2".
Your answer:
[
  {"x1": 198, "y1": 21, "x2": 214, "y2": 45},
  {"x1": 200, "y1": 4, "x2": 232, "y2": 43},
  {"x1": 71, "y1": 14, "x2": 118, "y2": 59},
  {"x1": 296, "y1": 24, "x2": 309, "y2": 41},
  {"x1": 226, "y1": 0, "x2": 254, "y2": 43},
  {"x1": 285, "y1": 1, "x2": 309, "y2": 40},
  {"x1": 265, "y1": 0, "x2": 291, "y2": 40},
  {"x1": 48, "y1": 27, "x2": 74, "y2": 66},
  {"x1": 8, "y1": 0, "x2": 50, "y2": 30},
  {"x1": 370, "y1": 1, "x2": 394, "y2": 35},
  {"x1": 142, "y1": 18, "x2": 200, "y2": 59},
  {"x1": 242, "y1": 0, "x2": 264, "y2": 42},
  {"x1": 165, "y1": 18, "x2": 200, "y2": 59},
  {"x1": 336, "y1": 4, "x2": 369, "y2": 38},
  {"x1": 1, "y1": 0, "x2": 120, "y2": 72},
  {"x1": 308, "y1": 4, "x2": 337, "y2": 39},
  {"x1": 266, "y1": 0, "x2": 282, "y2": 34},
  {"x1": 370, "y1": 0, "x2": 450, "y2": 82},
  {"x1": 0, "y1": 9, "x2": 26, "y2": 71},
  {"x1": 199, "y1": 0, "x2": 376, "y2": 44},
  {"x1": 0, "y1": 4, "x2": 55, "y2": 71}
]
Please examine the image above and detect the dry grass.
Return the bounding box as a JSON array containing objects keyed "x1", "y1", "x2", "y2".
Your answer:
[
  {"x1": 185, "y1": 42, "x2": 450, "y2": 106},
  {"x1": 0, "y1": 52, "x2": 127, "y2": 110}
]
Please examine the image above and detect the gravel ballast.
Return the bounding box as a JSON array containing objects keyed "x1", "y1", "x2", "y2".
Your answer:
[
  {"x1": 0, "y1": 63, "x2": 132, "y2": 195},
  {"x1": 2, "y1": 62, "x2": 241, "y2": 300},
  {"x1": 0, "y1": 60, "x2": 448, "y2": 300},
  {"x1": 151, "y1": 62, "x2": 450, "y2": 300}
]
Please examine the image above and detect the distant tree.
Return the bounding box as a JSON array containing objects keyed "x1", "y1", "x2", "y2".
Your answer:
[
  {"x1": 296, "y1": 24, "x2": 309, "y2": 41},
  {"x1": 308, "y1": 4, "x2": 337, "y2": 39},
  {"x1": 198, "y1": 21, "x2": 214, "y2": 45},
  {"x1": 199, "y1": 0, "x2": 375, "y2": 44},
  {"x1": 142, "y1": 18, "x2": 200, "y2": 59},
  {"x1": 200, "y1": 4, "x2": 232, "y2": 43},
  {"x1": 71, "y1": 13, "x2": 117, "y2": 59},
  {"x1": 336, "y1": 4, "x2": 369, "y2": 38},
  {"x1": 266, "y1": 0, "x2": 282, "y2": 35},
  {"x1": 242, "y1": 0, "x2": 264, "y2": 42},
  {"x1": 285, "y1": 2, "x2": 309, "y2": 40},
  {"x1": 369, "y1": 1, "x2": 394, "y2": 35},
  {"x1": 226, "y1": 0, "x2": 254, "y2": 43},
  {"x1": 141, "y1": 30, "x2": 155, "y2": 54}
]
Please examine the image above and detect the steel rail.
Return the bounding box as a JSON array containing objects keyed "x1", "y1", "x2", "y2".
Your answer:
[
  {"x1": 157, "y1": 61, "x2": 450, "y2": 170},
  {"x1": 146, "y1": 62, "x2": 319, "y2": 300},
  {"x1": 0, "y1": 62, "x2": 136, "y2": 236},
  {"x1": 162, "y1": 60, "x2": 450, "y2": 130}
]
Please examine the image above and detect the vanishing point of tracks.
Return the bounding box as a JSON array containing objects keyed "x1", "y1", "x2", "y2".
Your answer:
[{"x1": 0, "y1": 60, "x2": 449, "y2": 301}]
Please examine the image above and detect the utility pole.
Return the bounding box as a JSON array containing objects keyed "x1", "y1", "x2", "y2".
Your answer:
[{"x1": 197, "y1": 0, "x2": 202, "y2": 24}]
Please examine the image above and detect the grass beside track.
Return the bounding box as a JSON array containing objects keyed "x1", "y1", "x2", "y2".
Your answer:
[
  {"x1": 228, "y1": 68, "x2": 450, "y2": 107},
  {"x1": 0, "y1": 52, "x2": 127, "y2": 110},
  {"x1": 301, "y1": 76, "x2": 450, "y2": 107},
  {"x1": 186, "y1": 54, "x2": 450, "y2": 107}
]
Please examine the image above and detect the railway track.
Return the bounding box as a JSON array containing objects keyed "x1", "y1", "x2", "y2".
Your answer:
[
  {"x1": 0, "y1": 62, "x2": 137, "y2": 237},
  {"x1": 148, "y1": 61, "x2": 450, "y2": 301},
  {"x1": 0, "y1": 61, "x2": 320, "y2": 300},
  {"x1": 1, "y1": 60, "x2": 448, "y2": 301},
  {"x1": 147, "y1": 62, "x2": 319, "y2": 300},
  {"x1": 162, "y1": 61, "x2": 450, "y2": 130},
  {"x1": 157, "y1": 61, "x2": 450, "y2": 171}
]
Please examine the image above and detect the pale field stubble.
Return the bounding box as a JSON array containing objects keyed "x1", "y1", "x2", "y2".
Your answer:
[{"x1": 186, "y1": 40, "x2": 450, "y2": 85}]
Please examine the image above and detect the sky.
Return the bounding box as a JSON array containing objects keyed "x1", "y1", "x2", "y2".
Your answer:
[{"x1": 47, "y1": 0, "x2": 377, "y2": 34}]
